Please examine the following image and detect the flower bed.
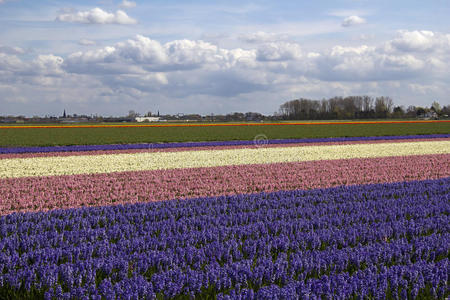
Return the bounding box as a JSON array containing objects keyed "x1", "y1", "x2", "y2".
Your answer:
[
  {"x1": 0, "y1": 179, "x2": 448, "y2": 299},
  {"x1": 1, "y1": 134, "x2": 449, "y2": 154},
  {"x1": 1, "y1": 154, "x2": 448, "y2": 216},
  {"x1": 0, "y1": 135, "x2": 449, "y2": 299},
  {"x1": 1, "y1": 140, "x2": 449, "y2": 178}
]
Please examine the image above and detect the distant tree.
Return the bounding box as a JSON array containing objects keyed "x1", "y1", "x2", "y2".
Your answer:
[
  {"x1": 319, "y1": 99, "x2": 329, "y2": 118},
  {"x1": 342, "y1": 97, "x2": 358, "y2": 119},
  {"x1": 375, "y1": 96, "x2": 393, "y2": 118},
  {"x1": 362, "y1": 96, "x2": 373, "y2": 112},
  {"x1": 279, "y1": 95, "x2": 404, "y2": 120},
  {"x1": 431, "y1": 101, "x2": 441, "y2": 113},
  {"x1": 441, "y1": 105, "x2": 450, "y2": 117},
  {"x1": 225, "y1": 112, "x2": 245, "y2": 121},
  {"x1": 406, "y1": 106, "x2": 416, "y2": 117},
  {"x1": 416, "y1": 107, "x2": 426, "y2": 116},
  {"x1": 386, "y1": 97, "x2": 394, "y2": 113},
  {"x1": 245, "y1": 112, "x2": 263, "y2": 121},
  {"x1": 392, "y1": 106, "x2": 405, "y2": 118}
]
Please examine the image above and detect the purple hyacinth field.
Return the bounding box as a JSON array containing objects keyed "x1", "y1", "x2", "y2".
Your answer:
[
  {"x1": 1, "y1": 179, "x2": 449, "y2": 299},
  {"x1": 0, "y1": 135, "x2": 449, "y2": 299}
]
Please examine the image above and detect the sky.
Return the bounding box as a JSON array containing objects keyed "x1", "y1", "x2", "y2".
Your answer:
[{"x1": 0, "y1": 0, "x2": 450, "y2": 117}]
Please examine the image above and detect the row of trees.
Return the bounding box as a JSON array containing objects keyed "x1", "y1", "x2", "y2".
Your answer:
[{"x1": 279, "y1": 96, "x2": 449, "y2": 120}]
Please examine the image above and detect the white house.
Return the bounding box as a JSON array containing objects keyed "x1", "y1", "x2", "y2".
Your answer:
[
  {"x1": 418, "y1": 111, "x2": 438, "y2": 120},
  {"x1": 135, "y1": 117, "x2": 161, "y2": 122}
]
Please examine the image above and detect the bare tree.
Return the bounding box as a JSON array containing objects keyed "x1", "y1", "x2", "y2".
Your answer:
[
  {"x1": 375, "y1": 96, "x2": 393, "y2": 117},
  {"x1": 362, "y1": 96, "x2": 373, "y2": 112},
  {"x1": 279, "y1": 95, "x2": 397, "y2": 120}
]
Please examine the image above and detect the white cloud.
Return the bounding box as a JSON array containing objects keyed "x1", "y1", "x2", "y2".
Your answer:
[
  {"x1": 330, "y1": 45, "x2": 373, "y2": 56},
  {"x1": 120, "y1": 0, "x2": 136, "y2": 9},
  {"x1": 164, "y1": 39, "x2": 228, "y2": 69},
  {"x1": 0, "y1": 46, "x2": 24, "y2": 55},
  {"x1": 62, "y1": 33, "x2": 440, "y2": 94},
  {"x1": 256, "y1": 42, "x2": 302, "y2": 61},
  {"x1": 239, "y1": 31, "x2": 288, "y2": 43},
  {"x1": 64, "y1": 35, "x2": 257, "y2": 74},
  {"x1": 43, "y1": 32, "x2": 450, "y2": 87},
  {"x1": 78, "y1": 39, "x2": 96, "y2": 46},
  {"x1": 117, "y1": 35, "x2": 168, "y2": 65},
  {"x1": 314, "y1": 44, "x2": 427, "y2": 81},
  {"x1": 389, "y1": 30, "x2": 437, "y2": 52},
  {"x1": 0, "y1": 53, "x2": 26, "y2": 73},
  {"x1": 342, "y1": 16, "x2": 366, "y2": 27},
  {"x1": 32, "y1": 55, "x2": 64, "y2": 76},
  {"x1": 56, "y1": 8, "x2": 137, "y2": 25},
  {"x1": 383, "y1": 54, "x2": 424, "y2": 71},
  {"x1": 307, "y1": 52, "x2": 320, "y2": 59},
  {"x1": 2, "y1": 30, "x2": 450, "y2": 116},
  {"x1": 0, "y1": 52, "x2": 64, "y2": 78}
]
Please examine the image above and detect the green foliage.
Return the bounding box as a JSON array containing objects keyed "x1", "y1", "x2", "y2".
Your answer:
[
  {"x1": 0, "y1": 284, "x2": 46, "y2": 300},
  {"x1": 0, "y1": 122, "x2": 449, "y2": 147}
]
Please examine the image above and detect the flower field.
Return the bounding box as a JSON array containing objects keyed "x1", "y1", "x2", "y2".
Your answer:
[
  {"x1": 0, "y1": 134, "x2": 449, "y2": 299},
  {"x1": 1, "y1": 121, "x2": 449, "y2": 147}
]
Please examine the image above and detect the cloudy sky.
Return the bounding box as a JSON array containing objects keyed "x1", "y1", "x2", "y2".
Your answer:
[{"x1": 1, "y1": 0, "x2": 449, "y2": 116}]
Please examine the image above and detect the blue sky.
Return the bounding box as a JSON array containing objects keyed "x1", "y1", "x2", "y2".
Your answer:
[{"x1": 1, "y1": 0, "x2": 449, "y2": 116}]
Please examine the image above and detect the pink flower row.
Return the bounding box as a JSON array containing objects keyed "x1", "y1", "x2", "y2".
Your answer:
[
  {"x1": 1, "y1": 153, "x2": 448, "y2": 216},
  {"x1": 1, "y1": 138, "x2": 448, "y2": 159}
]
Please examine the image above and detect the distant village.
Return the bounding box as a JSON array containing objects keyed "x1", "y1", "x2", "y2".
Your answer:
[
  {"x1": 1, "y1": 97, "x2": 448, "y2": 123},
  {"x1": 0, "y1": 109, "x2": 273, "y2": 124}
]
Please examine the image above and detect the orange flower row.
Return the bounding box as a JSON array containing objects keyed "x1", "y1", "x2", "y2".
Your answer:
[{"x1": 0, "y1": 120, "x2": 449, "y2": 129}]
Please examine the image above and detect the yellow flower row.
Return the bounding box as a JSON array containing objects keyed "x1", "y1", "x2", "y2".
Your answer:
[{"x1": 1, "y1": 140, "x2": 449, "y2": 179}]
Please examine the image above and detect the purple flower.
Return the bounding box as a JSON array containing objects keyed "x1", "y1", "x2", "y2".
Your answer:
[{"x1": 0, "y1": 178, "x2": 448, "y2": 298}]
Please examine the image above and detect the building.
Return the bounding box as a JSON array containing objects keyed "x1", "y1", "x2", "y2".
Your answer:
[
  {"x1": 418, "y1": 111, "x2": 438, "y2": 120},
  {"x1": 135, "y1": 117, "x2": 161, "y2": 122}
]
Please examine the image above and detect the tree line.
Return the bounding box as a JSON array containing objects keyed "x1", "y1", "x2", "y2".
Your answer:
[{"x1": 278, "y1": 96, "x2": 449, "y2": 120}]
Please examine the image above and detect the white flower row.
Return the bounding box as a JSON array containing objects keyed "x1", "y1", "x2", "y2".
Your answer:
[{"x1": 0, "y1": 141, "x2": 449, "y2": 179}]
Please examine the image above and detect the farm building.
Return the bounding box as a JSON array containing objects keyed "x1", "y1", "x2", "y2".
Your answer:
[{"x1": 135, "y1": 117, "x2": 161, "y2": 122}]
